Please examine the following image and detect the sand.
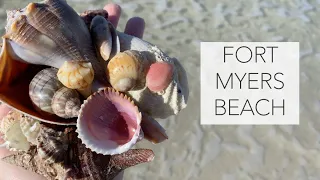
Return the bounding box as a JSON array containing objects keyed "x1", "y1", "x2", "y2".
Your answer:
[{"x1": 1, "y1": 0, "x2": 320, "y2": 180}]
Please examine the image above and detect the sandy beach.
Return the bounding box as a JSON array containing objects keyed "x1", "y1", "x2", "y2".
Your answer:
[{"x1": 1, "y1": 0, "x2": 320, "y2": 179}]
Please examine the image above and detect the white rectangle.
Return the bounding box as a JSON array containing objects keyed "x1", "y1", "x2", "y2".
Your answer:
[{"x1": 200, "y1": 42, "x2": 299, "y2": 125}]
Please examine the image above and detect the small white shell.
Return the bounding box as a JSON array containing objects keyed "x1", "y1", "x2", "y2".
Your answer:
[
  {"x1": 0, "y1": 111, "x2": 30, "y2": 151},
  {"x1": 20, "y1": 114, "x2": 41, "y2": 145}
]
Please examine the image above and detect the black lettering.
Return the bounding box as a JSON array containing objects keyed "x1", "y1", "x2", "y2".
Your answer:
[
  {"x1": 234, "y1": 73, "x2": 246, "y2": 89},
  {"x1": 217, "y1": 73, "x2": 233, "y2": 89},
  {"x1": 267, "y1": 46, "x2": 278, "y2": 63},
  {"x1": 256, "y1": 99, "x2": 270, "y2": 116},
  {"x1": 236, "y1": 46, "x2": 252, "y2": 63},
  {"x1": 229, "y1": 99, "x2": 239, "y2": 115},
  {"x1": 274, "y1": 72, "x2": 284, "y2": 89},
  {"x1": 248, "y1": 73, "x2": 259, "y2": 89},
  {"x1": 215, "y1": 99, "x2": 226, "y2": 115},
  {"x1": 272, "y1": 99, "x2": 285, "y2": 115},
  {"x1": 224, "y1": 46, "x2": 233, "y2": 63},
  {"x1": 261, "y1": 73, "x2": 272, "y2": 89},
  {"x1": 241, "y1": 99, "x2": 255, "y2": 115},
  {"x1": 255, "y1": 46, "x2": 266, "y2": 63}
]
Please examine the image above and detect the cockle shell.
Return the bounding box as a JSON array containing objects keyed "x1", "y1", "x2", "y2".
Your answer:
[
  {"x1": 107, "y1": 50, "x2": 149, "y2": 92},
  {"x1": 77, "y1": 87, "x2": 142, "y2": 155},
  {"x1": 20, "y1": 114, "x2": 41, "y2": 145},
  {"x1": 0, "y1": 110, "x2": 30, "y2": 151},
  {"x1": 37, "y1": 124, "x2": 69, "y2": 164}
]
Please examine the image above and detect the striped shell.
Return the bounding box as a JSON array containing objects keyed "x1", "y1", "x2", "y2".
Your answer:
[{"x1": 37, "y1": 125, "x2": 69, "y2": 164}]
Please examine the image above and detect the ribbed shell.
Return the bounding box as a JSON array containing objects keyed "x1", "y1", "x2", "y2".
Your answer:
[
  {"x1": 29, "y1": 68, "x2": 64, "y2": 115},
  {"x1": 37, "y1": 125, "x2": 69, "y2": 164},
  {"x1": 51, "y1": 87, "x2": 81, "y2": 118}
]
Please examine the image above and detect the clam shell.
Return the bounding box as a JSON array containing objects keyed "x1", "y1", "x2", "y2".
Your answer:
[
  {"x1": 0, "y1": 110, "x2": 30, "y2": 151},
  {"x1": 107, "y1": 50, "x2": 149, "y2": 92},
  {"x1": 51, "y1": 87, "x2": 81, "y2": 119},
  {"x1": 37, "y1": 124, "x2": 69, "y2": 164},
  {"x1": 20, "y1": 114, "x2": 41, "y2": 145},
  {"x1": 77, "y1": 87, "x2": 142, "y2": 155}
]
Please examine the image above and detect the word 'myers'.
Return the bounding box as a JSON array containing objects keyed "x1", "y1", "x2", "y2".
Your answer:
[{"x1": 223, "y1": 46, "x2": 278, "y2": 63}]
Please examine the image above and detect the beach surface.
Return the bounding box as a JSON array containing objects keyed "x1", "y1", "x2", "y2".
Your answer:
[{"x1": 1, "y1": 0, "x2": 320, "y2": 179}]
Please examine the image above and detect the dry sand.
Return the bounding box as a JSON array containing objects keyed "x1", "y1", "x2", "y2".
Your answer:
[{"x1": 1, "y1": 0, "x2": 320, "y2": 180}]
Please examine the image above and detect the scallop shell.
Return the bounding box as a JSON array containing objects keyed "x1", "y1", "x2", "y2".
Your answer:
[
  {"x1": 36, "y1": 124, "x2": 69, "y2": 164},
  {"x1": 77, "y1": 87, "x2": 142, "y2": 155},
  {"x1": 20, "y1": 114, "x2": 41, "y2": 145},
  {"x1": 107, "y1": 50, "x2": 149, "y2": 92},
  {"x1": 90, "y1": 15, "x2": 120, "y2": 61},
  {"x1": 0, "y1": 110, "x2": 30, "y2": 151},
  {"x1": 51, "y1": 87, "x2": 81, "y2": 119}
]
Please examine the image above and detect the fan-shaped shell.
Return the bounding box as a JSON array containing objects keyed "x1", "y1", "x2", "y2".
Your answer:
[
  {"x1": 20, "y1": 114, "x2": 41, "y2": 145},
  {"x1": 37, "y1": 125, "x2": 69, "y2": 164},
  {"x1": 77, "y1": 87, "x2": 142, "y2": 155}
]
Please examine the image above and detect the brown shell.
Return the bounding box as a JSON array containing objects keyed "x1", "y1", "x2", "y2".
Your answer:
[
  {"x1": 36, "y1": 124, "x2": 69, "y2": 164},
  {"x1": 2, "y1": 126, "x2": 155, "y2": 180}
]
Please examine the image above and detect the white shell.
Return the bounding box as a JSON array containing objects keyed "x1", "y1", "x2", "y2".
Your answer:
[{"x1": 20, "y1": 114, "x2": 41, "y2": 145}]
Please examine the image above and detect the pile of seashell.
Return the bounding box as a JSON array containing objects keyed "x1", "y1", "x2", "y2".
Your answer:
[{"x1": 0, "y1": 0, "x2": 189, "y2": 179}]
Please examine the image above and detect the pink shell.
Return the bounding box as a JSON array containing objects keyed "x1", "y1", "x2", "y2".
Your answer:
[
  {"x1": 146, "y1": 62, "x2": 174, "y2": 92},
  {"x1": 76, "y1": 88, "x2": 142, "y2": 155}
]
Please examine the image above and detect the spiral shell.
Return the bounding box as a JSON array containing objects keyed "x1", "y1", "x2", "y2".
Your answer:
[
  {"x1": 52, "y1": 87, "x2": 81, "y2": 119},
  {"x1": 107, "y1": 50, "x2": 149, "y2": 92},
  {"x1": 20, "y1": 114, "x2": 41, "y2": 145},
  {"x1": 37, "y1": 125, "x2": 69, "y2": 164},
  {"x1": 29, "y1": 68, "x2": 64, "y2": 115}
]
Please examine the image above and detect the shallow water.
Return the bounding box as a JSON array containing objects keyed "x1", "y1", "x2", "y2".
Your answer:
[{"x1": 1, "y1": 0, "x2": 320, "y2": 179}]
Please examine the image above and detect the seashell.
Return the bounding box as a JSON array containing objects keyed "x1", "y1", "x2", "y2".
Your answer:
[
  {"x1": 0, "y1": 0, "x2": 110, "y2": 126},
  {"x1": 90, "y1": 15, "x2": 120, "y2": 61},
  {"x1": 0, "y1": 110, "x2": 30, "y2": 151},
  {"x1": 3, "y1": 130, "x2": 155, "y2": 180},
  {"x1": 141, "y1": 113, "x2": 168, "y2": 144},
  {"x1": 80, "y1": 12, "x2": 189, "y2": 119},
  {"x1": 57, "y1": 61, "x2": 94, "y2": 98},
  {"x1": 77, "y1": 87, "x2": 142, "y2": 155},
  {"x1": 146, "y1": 62, "x2": 174, "y2": 93},
  {"x1": 29, "y1": 68, "x2": 64, "y2": 115},
  {"x1": 36, "y1": 124, "x2": 69, "y2": 164},
  {"x1": 52, "y1": 87, "x2": 81, "y2": 119},
  {"x1": 107, "y1": 50, "x2": 149, "y2": 92},
  {"x1": 20, "y1": 114, "x2": 41, "y2": 145}
]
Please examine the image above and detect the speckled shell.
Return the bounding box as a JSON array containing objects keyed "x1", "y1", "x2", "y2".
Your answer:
[
  {"x1": 29, "y1": 68, "x2": 64, "y2": 115},
  {"x1": 20, "y1": 114, "x2": 41, "y2": 145},
  {"x1": 37, "y1": 125, "x2": 69, "y2": 164},
  {"x1": 51, "y1": 87, "x2": 81, "y2": 119}
]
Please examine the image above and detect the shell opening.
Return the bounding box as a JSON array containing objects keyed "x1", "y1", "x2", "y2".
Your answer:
[{"x1": 77, "y1": 88, "x2": 142, "y2": 155}]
